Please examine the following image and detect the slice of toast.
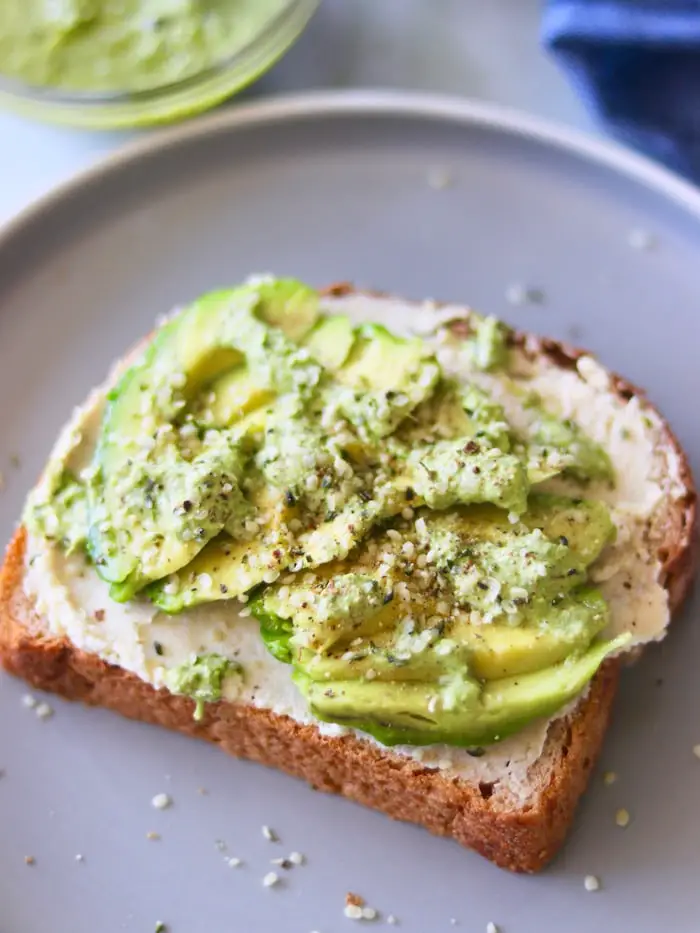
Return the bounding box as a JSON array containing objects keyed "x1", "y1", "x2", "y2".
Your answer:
[{"x1": 0, "y1": 285, "x2": 695, "y2": 872}]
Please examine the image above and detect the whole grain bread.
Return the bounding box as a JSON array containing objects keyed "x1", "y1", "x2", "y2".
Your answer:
[{"x1": 0, "y1": 287, "x2": 696, "y2": 872}]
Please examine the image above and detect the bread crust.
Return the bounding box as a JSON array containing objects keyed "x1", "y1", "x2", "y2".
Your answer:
[{"x1": 0, "y1": 287, "x2": 696, "y2": 872}]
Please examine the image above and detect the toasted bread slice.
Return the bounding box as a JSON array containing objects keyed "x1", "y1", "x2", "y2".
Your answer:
[{"x1": 0, "y1": 286, "x2": 695, "y2": 872}]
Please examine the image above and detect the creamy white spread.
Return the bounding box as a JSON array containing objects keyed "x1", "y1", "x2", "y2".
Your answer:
[{"x1": 22, "y1": 294, "x2": 686, "y2": 797}]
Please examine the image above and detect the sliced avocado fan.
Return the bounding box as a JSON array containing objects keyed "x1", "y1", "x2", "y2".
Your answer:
[
  {"x1": 88, "y1": 279, "x2": 321, "y2": 600},
  {"x1": 249, "y1": 491, "x2": 620, "y2": 747},
  {"x1": 295, "y1": 634, "x2": 629, "y2": 747}
]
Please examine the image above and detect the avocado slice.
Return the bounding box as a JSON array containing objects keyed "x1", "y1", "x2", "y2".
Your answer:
[
  {"x1": 149, "y1": 533, "x2": 288, "y2": 612},
  {"x1": 195, "y1": 365, "x2": 277, "y2": 428},
  {"x1": 295, "y1": 585, "x2": 608, "y2": 684},
  {"x1": 253, "y1": 602, "x2": 295, "y2": 664},
  {"x1": 296, "y1": 621, "x2": 469, "y2": 684},
  {"x1": 27, "y1": 470, "x2": 88, "y2": 557},
  {"x1": 335, "y1": 323, "x2": 441, "y2": 439},
  {"x1": 149, "y1": 484, "x2": 296, "y2": 611},
  {"x1": 304, "y1": 315, "x2": 356, "y2": 372},
  {"x1": 455, "y1": 587, "x2": 609, "y2": 679},
  {"x1": 89, "y1": 280, "x2": 321, "y2": 599},
  {"x1": 263, "y1": 571, "x2": 393, "y2": 653},
  {"x1": 254, "y1": 279, "x2": 320, "y2": 341},
  {"x1": 528, "y1": 408, "x2": 614, "y2": 484},
  {"x1": 296, "y1": 634, "x2": 629, "y2": 747},
  {"x1": 296, "y1": 496, "x2": 385, "y2": 568},
  {"x1": 399, "y1": 381, "x2": 512, "y2": 453},
  {"x1": 421, "y1": 495, "x2": 611, "y2": 552},
  {"x1": 421, "y1": 495, "x2": 614, "y2": 613}
]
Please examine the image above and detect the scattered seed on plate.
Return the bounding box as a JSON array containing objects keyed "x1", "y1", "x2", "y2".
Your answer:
[
  {"x1": 262, "y1": 871, "x2": 280, "y2": 888},
  {"x1": 603, "y1": 770, "x2": 617, "y2": 785},
  {"x1": 75, "y1": 854, "x2": 84, "y2": 863},
  {"x1": 146, "y1": 831, "x2": 160, "y2": 841},
  {"x1": 615, "y1": 808, "x2": 631, "y2": 828},
  {"x1": 386, "y1": 916, "x2": 398, "y2": 926},
  {"x1": 197, "y1": 786, "x2": 208, "y2": 795},
  {"x1": 151, "y1": 793, "x2": 172, "y2": 810},
  {"x1": 505, "y1": 283, "x2": 545, "y2": 306},
  {"x1": 344, "y1": 905, "x2": 364, "y2": 920},
  {"x1": 692, "y1": 744, "x2": 700, "y2": 760},
  {"x1": 24, "y1": 855, "x2": 35, "y2": 866},
  {"x1": 35, "y1": 702, "x2": 54, "y2": 720},
  {"x1": 262, "y1": 825, "x2": 278, "y2": 842},
  {"x1": 426, "y1": 167, "x2": 453, "y2": 190},
  {"x1": 271, "y1": 857, "x2": 293, "y2": 869},
  {"x1": 628, "y1": 228, "x2": 656, "y2": 250},
  {"x1": 361, "y1": 906, "x2": 378, "y2": 921},
  {"x1": 227, "y1": 857, "x2": 242, "y2": 868},
  {"x1": 346, "y1": 893, "x2": 364, "y2": 907},
  {"x1": 486, "y1": 923, "x2": 499, "y2": 933},
  {"x1": 584, "y1": 874, "x2": 600, "y2": 892},
  {"x1": 154, "y1": 922, "x2": 167, "y2": 933},
  {"x1": 288, "y1": 851, "x2": 305, "y2": 866},
  {"x1": 22, "y1": 694, "x2": 37, "y2": 709}
]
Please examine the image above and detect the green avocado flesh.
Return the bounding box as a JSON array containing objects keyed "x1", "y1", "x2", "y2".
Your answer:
[
  {"x1": 295, "y1": 635, "x2": 629, "y2": 747},
  {"x1": 28, "y1": 276, "x2": 623, "y2": 742}
]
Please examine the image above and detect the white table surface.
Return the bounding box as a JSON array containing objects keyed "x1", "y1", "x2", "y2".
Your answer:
[{"x1": 0, "y1": 0, "x2": 595, "y2": 225}]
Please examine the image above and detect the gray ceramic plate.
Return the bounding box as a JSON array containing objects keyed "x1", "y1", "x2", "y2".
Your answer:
[{"x1": 1, "y1": 92, "x2": 699, "y2": 933}]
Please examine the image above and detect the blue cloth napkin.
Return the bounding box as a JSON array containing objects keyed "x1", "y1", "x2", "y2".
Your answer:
[{"x1": 542, "y1": 0, "x2": 700, "y2": 182}]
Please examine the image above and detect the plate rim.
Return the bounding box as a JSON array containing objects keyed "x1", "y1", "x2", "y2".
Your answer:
[{"x1": 3, "y1": 89, "x2": 700, "y2": 257}]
